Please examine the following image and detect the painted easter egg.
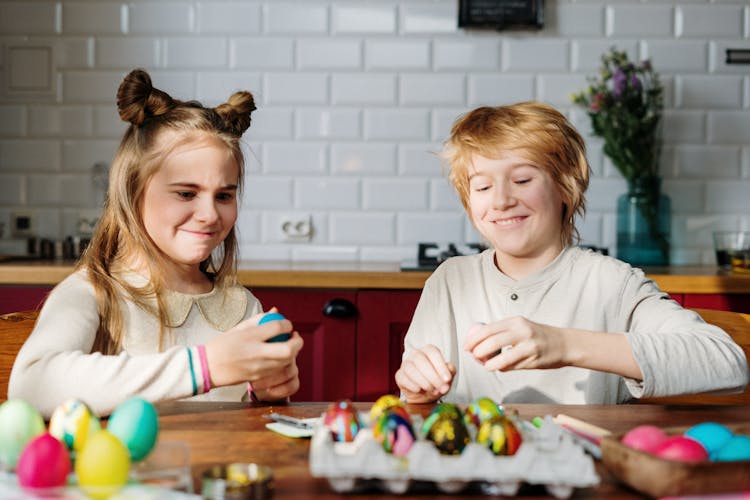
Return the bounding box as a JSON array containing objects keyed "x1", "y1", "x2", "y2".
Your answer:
[
  {"x1": 16, "y1": 432, "x2": 71, "y2": 490},
  {"x1": 373, "y1": 410, "x2": 416, "y2": 457},
  {"x1": 107, "y1": 397, "x2": 158, "y2": 461},
  {"x1": 652, "y1": 435, "x2": 708, "y2": 462},
  {"x1": 423, "y1": 408, "x2": 470, "y2": 455},
  {"x1": 369, "y1": 394, "x2": 405, "y2": 423},
  {"x1": 323, "y1": 400, "x2": 361, "y2": 442},
  {"x1": 258, "y1": 312, "x2": 291, "y2": 342},
  {"x1": 684, "y1": 422, "x2": 734, "y2": 457},
  {"x1": 49, "y1": 398, "x2": 101, "y2": 455},
  {"x1": 75, "y1": 430, "x2": 131, "y2": 499},
  {"x1": 621, "y1": 425, "x2": 669, "y2": 453},
  {"x1": 713, "y1": 434, "x2": 750, "y2": 462},
  {"x1": 464, "y1": 397, "x2": 502, "y2": 428},
  {"x1": 0, "y1": 399, "x2": 46, "y2": 469},
  {"x1": 421, "y1": 402, "x2": 463, "y2": 436},
  {"x1": 476, "y1": 414, "x2": 523, "y2": 456}
]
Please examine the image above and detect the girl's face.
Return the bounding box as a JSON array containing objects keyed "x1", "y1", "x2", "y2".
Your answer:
[
  {"x1": 141, "y1": 135, "x2": 239, "y2": 273},
  {"x1": 468, "y1": 152, "x2": 565, "y2": 273}
]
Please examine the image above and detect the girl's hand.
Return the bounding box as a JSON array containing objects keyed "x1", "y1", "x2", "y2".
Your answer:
[
  {"x1": 205, "y1": 311, "x2": 304, "y2": 390},
  {"x1": 395, "y1": 344, "x2": 456, "y2": 403},
  {"x1": 463, "y1": 316, "x2": 568, "y2": 371}
]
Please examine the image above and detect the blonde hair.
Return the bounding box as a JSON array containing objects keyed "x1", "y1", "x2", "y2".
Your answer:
[
  {"x1": 78, "y1": 68, "x2": 256, "y2": 354},
  {"x1": 441, "y1": 101, "x2": 590, "y2": 248}
]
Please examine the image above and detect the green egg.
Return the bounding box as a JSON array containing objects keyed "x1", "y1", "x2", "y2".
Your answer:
[
  {"x1": 0, "y1": 399, "x2": 46, "y2": 469},
  {"x1": 106, "y1": 398, "x2": 158, "y2": 461}
]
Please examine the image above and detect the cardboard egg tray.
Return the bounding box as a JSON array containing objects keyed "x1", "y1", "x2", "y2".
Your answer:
[{"x1": 309, "y1": 414, "x2": 599, "y2": 498}]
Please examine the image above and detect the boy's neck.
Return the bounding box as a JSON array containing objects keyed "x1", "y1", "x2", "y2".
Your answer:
[{"x1": 494, "y1": 245, "x2": 565, "y2": 281}]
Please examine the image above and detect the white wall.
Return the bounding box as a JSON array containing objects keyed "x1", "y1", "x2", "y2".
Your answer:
[{"x1": 0, "y1": 0, "x2": 748, "y2": 264}]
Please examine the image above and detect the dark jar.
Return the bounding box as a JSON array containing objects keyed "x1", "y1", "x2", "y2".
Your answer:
[{"x1": 616, "y1": 176, "x2": 671, "y2": 266}]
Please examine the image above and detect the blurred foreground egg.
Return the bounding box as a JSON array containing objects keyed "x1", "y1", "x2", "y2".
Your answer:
[
  {"x1": 49, "y1": 398, "x2": 101, "y2": 455},
  {"x1": 0, "y1": 399, "x2": 46, "y2": 469},
  {"x1": 713, "y1": 435, "x2": 750, "y2": 462},
  {"x1": 16, "y1": 432, "x2": 71, "y2": 490},
  {"x1": 75, "y1": 430, "x2": 130, "y2": 499},
  {"x1": 373, "y1": 410, "x2": 415, "y2": 457},
  {"x1": 369, "y1": 394, "x2": 404, "y2": 423},
  {"x1": 477, "y1": 415, "x2": 523, "y2": 456},
  {"x1": 323, "y1": 400, "x2": 361, "y2": 442},
  {"x1": 684, "y1": 422, "x2": 734, "y2": 456},
  {"x1": 652, "y1": 435, "x2": 708, "y2": 463},
  {"x1": 423, "y1": 405, "x2": 470, "y2": 455},
  {"x1": 621, "y1": 425, "x2": 669, "y2": 453},
  {"x1": 421, "y1": 403, "x2": 463, "y2": 436},
  {"x1": 464, "y1": 397, "x2": 502, "y2": 428},
  {"x1": 107, "y1": 397, "x2": 158, "y2": 461}
]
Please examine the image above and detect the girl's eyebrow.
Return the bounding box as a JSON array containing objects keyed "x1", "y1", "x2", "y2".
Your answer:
[{"x1": 167, "y1": 182, "x2": 238, "y2": 190}]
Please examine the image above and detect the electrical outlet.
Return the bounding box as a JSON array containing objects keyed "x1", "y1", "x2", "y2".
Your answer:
[{"x1": 279, "y1": 214, "x2": 312, "y2": 242}]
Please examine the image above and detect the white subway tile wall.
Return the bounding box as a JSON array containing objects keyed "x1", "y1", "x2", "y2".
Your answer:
[{"x1": 0, "y1": 0, "x2": 748, "y2": 265}]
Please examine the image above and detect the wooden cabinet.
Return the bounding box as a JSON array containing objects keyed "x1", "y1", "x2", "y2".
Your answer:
[{"x1": 0, "y1": 286, "x2": 51, "y2": 314}]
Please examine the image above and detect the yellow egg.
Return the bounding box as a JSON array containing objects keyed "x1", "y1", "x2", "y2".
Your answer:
[
  {"x1": 369, "y1": 394, "x2": 404, "y2": 423},
  {"x1": 49, "y1": 398, "x2": 101, "y2": 454},
  {"x1": 75, "y1": 430, "x2": 130, "y2": 499}
]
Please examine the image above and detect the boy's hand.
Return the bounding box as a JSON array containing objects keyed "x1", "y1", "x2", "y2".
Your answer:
[
  {"x1": 395, "y1": 344, "x2": 456, "y2": 403},
  {"x1": 464, "y1": 316, "x2": 567, "y2": 371}
]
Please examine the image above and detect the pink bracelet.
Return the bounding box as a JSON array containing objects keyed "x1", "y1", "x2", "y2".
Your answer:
[{"x1": 197, "y1": 345, "x2": 211, "y2": 393}]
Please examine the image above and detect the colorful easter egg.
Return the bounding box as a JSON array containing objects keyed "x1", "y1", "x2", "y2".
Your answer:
[
  {"x1": 0, "y1": 399, "x2": 46, "y2": 469},
  {"x1": 16, "y1": 432, "x2": 71, "y2": 490},
  {"x1": 323, "y1": 400, "x2": 361, "y2": 442},
  {"x1": 374, "y1": 410, "x2": 416, "y2": 457},
  {"x1": 258, "y1": 312, "x2": 291, "y2": 342},
  {"x1": 477, "y1": 414, "x2": 523, "y2": 456},
  {"x1": 652, "y1": 435, "x2": 709, "y2": 463},
  {"x1": 684, "y1": 422, "x2": 734, "y2": 456},
  {"x1": 369, "y1": 394, "x2": 404, "y2": 423},
  {"x1": 49, "y1": 398, "x2": 101, "y2": 455},
  {"x1": 713, "y1": 434, "x2": 750, "y2": 462},
  {"x1": 621, "y1": 425, "x2": 669, "y2": 453},
  {"x1": 423, "y1": 408, "x2": 470, "y2": 455},
  {"x1": 421, "y1": 402, "x2": 463, "y2": 436},
  {"x1": 107, "y1": 397, "x2": 159, "y2": 461},
  {"x1": 75, "y1": 430, "x2": 131, "y2": 499},
  {"x1": 464, "y1": 397, "x2": 502, "y2": 428}
]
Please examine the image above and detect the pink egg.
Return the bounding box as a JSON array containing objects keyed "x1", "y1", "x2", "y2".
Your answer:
[
  {"x1": 652, "y1": 435, "x2": 709, "y2": 463},
  {"x1": 621, "y1": 425, "x2": 669, "y2": 453},
  {"x1": 16, "y1": 432, "x2": 71, "y2": 490}
]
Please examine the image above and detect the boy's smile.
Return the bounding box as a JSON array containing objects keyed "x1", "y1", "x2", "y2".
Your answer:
[{"x1": 468, "y1": 152, "x2": 565, "y2": 278}]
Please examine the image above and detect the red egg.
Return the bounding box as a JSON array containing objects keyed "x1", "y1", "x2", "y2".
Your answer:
[
  {"x1": 652, "y1": 435, "x2": 708, "y2": 462},
  {"x1": 621, "y1": 425, "x2": 669, "y2": 453},
  {"x1": 16, "y1": 432, "x2": 71, "y2": 490}
]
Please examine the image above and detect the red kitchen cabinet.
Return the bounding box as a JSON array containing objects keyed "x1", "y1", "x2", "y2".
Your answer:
[
  {"x1": 683, "y1": 294, "x2": 750, "y2": 314},
  {"x1": 0, "y1": 286, "x2": 52, "y2": 314},
  {"x1": 250, "y1": 289, "x2": 358, "y2": 402}
]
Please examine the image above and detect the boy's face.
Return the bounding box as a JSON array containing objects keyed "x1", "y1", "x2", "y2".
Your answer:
[
  {"x1": 141, "y1": 134, "x2": 239, "y2": 272},
  {"x1": 468, "y1": 152, "x2": 565, "y2": 269}
]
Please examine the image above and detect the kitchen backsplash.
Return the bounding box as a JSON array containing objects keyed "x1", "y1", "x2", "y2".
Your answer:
[{"x1": 0, "y1": 0, "x2": 748, "y2": 264}]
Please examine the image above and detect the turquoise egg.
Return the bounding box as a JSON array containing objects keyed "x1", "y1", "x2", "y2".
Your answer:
[
  {"x1": 684, "y1": 422, "x2": 734, "y2": 456},
  {"x1": 107, "y1": 398, "x2": 158, "y2": 461},
  {"x1": 714, "y1": 435, "x2": 750, "y2": 462},
  {"x1": 258, "y1": 312, "x2": 291, "y2": 342}
]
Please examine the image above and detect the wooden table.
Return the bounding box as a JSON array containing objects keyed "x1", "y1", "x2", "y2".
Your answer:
[{"x1": 154, "y1": 401, "x2": 750, "y2": 499}]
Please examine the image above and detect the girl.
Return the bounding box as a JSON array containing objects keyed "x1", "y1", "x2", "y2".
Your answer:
[
  {"x1": 396, "y1": 102, "x2": 748, "y2": 405},
  {"x1": 9, "y1": 69, "x2": 303, "y2": 417}
]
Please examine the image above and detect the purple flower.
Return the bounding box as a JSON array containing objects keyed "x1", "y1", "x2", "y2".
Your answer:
[
  {"x1": 612, "y1": 69, "x2": 627, "y2": 97},
  {"x1": 630, "y1": 75, "x2": 642, "y2": 91}
]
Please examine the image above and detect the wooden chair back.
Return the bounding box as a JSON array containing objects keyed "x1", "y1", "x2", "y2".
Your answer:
[
  {"x1": 0, "y1": 310, "x2": 39, "y2": 401},
  {"x1": 639, "y1": 308, "x2": 750, "y2": 405}
]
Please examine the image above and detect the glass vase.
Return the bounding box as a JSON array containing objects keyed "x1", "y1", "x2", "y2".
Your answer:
[{"x1": 616, "y1": 176, "x2": 671, "y2": 266}]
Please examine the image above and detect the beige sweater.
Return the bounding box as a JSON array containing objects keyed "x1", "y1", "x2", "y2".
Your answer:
[
  {"x1": 404, "y1": 246, "x2": 749, "y2": 404},
  {"x1": 9, "y1": 270, "x2": 262, "y2": 417}
]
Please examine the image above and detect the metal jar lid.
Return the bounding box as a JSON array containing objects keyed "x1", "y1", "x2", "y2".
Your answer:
[{"x1": 201, "y1": 463, "x2": 274, "y2": 499}]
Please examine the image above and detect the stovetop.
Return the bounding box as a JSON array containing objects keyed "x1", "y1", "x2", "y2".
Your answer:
[{"x1": 400, "y1": 242, "x2": 487, "y2": 271}]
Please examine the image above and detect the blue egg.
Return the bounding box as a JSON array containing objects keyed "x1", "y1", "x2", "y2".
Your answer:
[
  {"x1": 714, "y1": 435, "x2": 750, "y2": 462},
  {"x1": 258, "y1": 312, "x2": 291, "y2": 343},
  {"x1": 684, "y1": 422, "x2": 733, "y2": 456},
  {"x1": 107, "y1": 398, "x2": 158, "y2": 462}
]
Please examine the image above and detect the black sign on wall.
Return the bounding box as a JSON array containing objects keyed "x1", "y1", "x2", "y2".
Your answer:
[{"x1": 458, "y1": 0, "x2": 544, "y2": 30}]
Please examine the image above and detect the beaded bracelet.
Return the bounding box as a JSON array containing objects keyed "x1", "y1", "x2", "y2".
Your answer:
[
  {"x1": 197, "y1": 345, "x2": 211, "y2": 393},
  {"x1": 186, "y1": 347, "x2": 198, "y2": 396}
]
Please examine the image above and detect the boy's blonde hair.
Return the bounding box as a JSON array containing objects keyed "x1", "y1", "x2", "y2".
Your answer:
[
  {"x1": 78, "y1": 68, "x2": 256, "y2": 354},
  {"x1": 441, "y1": 101, "x2": 590, "y2": 248}
]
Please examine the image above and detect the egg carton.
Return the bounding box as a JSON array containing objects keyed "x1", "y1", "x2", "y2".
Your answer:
[{"x1": 309, "y1": 415, "x2": 599, "y2": 498}]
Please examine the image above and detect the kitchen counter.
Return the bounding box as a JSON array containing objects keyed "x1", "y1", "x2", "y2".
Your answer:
[{"x1": 0, "y1": 259, "x2": 749, "y2": 293}]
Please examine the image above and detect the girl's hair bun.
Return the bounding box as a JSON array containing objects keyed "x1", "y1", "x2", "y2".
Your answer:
[
  {"x1": 215, "y1": 91, "x2": 256, "y2": 137},
  {"x1": 117, "y1": 68, "x2": 177, "y2": 126}
]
